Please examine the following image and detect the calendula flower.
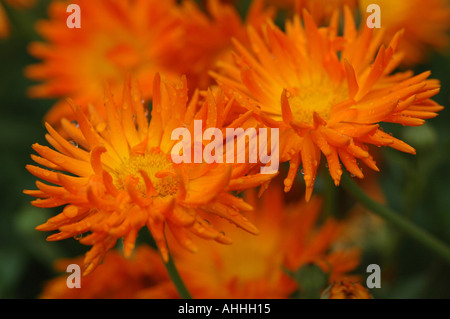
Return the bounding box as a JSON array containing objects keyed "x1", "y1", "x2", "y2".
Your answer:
[
  {"x1": 212, "y1": 9, "x2": 443, "y2": 201},
  {"x1": 24, "y1": 75, "x2": 274, "y2": 275},
  {"x1": 173, "y1": 0, "x2": 274, "y2": 91},
  {"x1": 321, "y1": 279, "x2": 372, "y2": 299},
  {"x1": 147, "y1": 183, "x2": 361, "y2": 299},
  {"x1": 40, "y1": 246, "x2": 177, "y2": 299},
  {"x1": 360, "y1": 0, "x2": 450, "y2": 66},
  {"x1": 25, "y1": 0, "x2": 184, "y2": 125},
  {"x1": 0, "y1": 0, "x2": 35, "y2": 38}
]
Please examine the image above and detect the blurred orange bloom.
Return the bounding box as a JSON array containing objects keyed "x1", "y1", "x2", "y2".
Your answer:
[
  {"x1": 145, "y1": 183, "x2": 362, "y2": 299},
  {"x1": 360, "y1": 0, "x2": 450, "y2": 66},
  {"x1": 26, "y1": 0, "x2": 184, "y2": 125},
  {"x1": 24, "y1": 75, "x2": 275, "y2": 275},
  {"x1": 212, "y1": 9, "x2": 443, "y2": 201},
  {"x1": 40, "y1": 246, "x2": 177, "y2": 299},
  {"x1": 172, "y1": 0, "x2": 275, "y2": 91},
  {"x1": 0, "y1": 0, "x2": 35, "y2": 38}
]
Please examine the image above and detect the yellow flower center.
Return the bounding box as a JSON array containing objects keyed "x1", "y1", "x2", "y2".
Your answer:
[
  {"x1": 111, "y1": 151, "x2": 179, "y2": 197},
  {"x1": 286, "y1": 82, "x2": 347, "y2": 125}
]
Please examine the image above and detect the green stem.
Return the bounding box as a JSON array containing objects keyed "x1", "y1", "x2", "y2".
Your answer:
[
  {"x1": 162, "y1": 251, "x2": 192, "y2": 299},
  {"x1": 341, "y1": 172, "x2": 450, "y2": 264}
]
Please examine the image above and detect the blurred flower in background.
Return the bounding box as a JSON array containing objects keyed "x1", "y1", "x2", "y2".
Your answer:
[
  {"x1": 172, "y1": 0, "x2": 275, "y2": 91},
  {"x1": 40, "y1": 246, "x2": 176, "y2": 299},
  {"x1": 25, "y1": 0, "x2": 184, "y2": 125},
  {"x1": 160, "y1": 183, "x2": 361, "y2": 299},
  {"x1": 359, "y1": 0, "x2": 450, "y2": 66},
  {"x1": 0, "y1": 0, "x2": 449, "y2": 300}
]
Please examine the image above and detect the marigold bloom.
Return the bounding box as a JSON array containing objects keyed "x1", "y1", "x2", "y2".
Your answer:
[
  {"x1": 212, "y1": 9, "x2": 443, "y2": 201},
  {"x1": 147, "y1": 183, "x2": 362, "y2": 299},
  {"x1": 0, "y1": 0, "x2": 35, "y2": 38},
  {"x1": 360, "y1": 0, "x2": 450, "y2": 66},
  {"x1": 25, "y1": 0, "x2": 184, "y2": 125},
  {"x1": 40, "y1": 246, "x2": 177, "y2": 299},
  {"x1": 321, "y1": 279, "x2": 372, "y2": 299},
  {"x1": 24, "y1": 75, "x2": 274, "y2": 275}
]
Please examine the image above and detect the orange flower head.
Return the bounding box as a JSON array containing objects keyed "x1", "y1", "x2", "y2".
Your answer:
[
  {"x1": 24, "y1": 75, "x2": 275, "y2": 275},
  {"x1": 212, "y1": 9, "x2": 443, "y2": 201},
  {"x1": 155, "y1": 183, "x2": 361, "y2": 299},
  {"x1": 40, "y1": 246, "x2": 177, "y2": 299},
  {"x1": 321, "y1": 279, "x2": 372, "y2": 299},
  {"x1": 360, "y1": 0, "x2": 450, "y2": 66},
  {"x1": 25, "y1": 0, "x2": 184, "y2": 125},
  {"x1": 0, "y1": 0, "x2": 36, "y2": 38}
]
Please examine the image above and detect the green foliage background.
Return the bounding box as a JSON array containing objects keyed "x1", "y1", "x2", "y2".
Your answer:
[{"x1": 0, "y1": 0, "x2": 449, "y2": 298}]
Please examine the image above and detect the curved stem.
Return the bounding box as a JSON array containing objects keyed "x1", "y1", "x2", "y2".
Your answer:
[
  {"x1": 341, "y1": 172, "x2": 450, "y2": 264},
  {"x1": 162, "y1": 251, "x2": 192, "y2": 299}
]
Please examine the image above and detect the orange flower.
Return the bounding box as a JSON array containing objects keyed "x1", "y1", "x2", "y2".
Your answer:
[
  {"x1": 25, "y1": 0, "x2": 184, "y2": 125},
  {"x1": 212, "y1": 9, "x2": 443, "y2": 201},
  {"x1": 0, "y1": 0, "x2": 35, "y2": 38},
  {"x1": 321, "y1": 278, "x2": 372, "y2": 299},
  {"x1": 360, "y1": 0, "x2": 450, "y2": 66},
  {"x1": 40, "y1": 246, "x2": 177, "y2": 299},
  {"x1": 24, "y1": 75, "x2": 275, "y2": 275},
  {"x1": 148, "y1": 182, "x2": 361, "y2": 299}
]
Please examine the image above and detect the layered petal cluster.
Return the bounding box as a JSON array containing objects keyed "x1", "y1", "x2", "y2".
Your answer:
[
  {"x1": 212, "y1": 9, "x2": 443, "y2": 201},
  {"x1": 25, "y1": 75, "x2": 274, "y2": 275},
  {"x1": 360, "y1": 0, "x2": 450, "y2": 66},
  {"x1": 153, "y1": 183, "x2": 361, "y2": 299}
]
